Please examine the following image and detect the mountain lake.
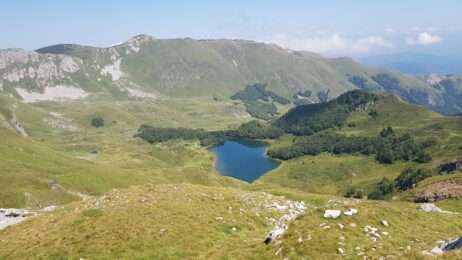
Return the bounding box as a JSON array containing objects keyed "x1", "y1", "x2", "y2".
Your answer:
[{"x1": 211, "y1": 139, "x2": 280, "y2": 182}]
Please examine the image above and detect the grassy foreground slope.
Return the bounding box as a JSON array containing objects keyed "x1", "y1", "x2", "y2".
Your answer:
[
  {"x1": 256, "y1": 94, "x2": 462, "y2": 196},
  {"x1": 1, "y1": 184, "x2": 461, "y2": 259}
]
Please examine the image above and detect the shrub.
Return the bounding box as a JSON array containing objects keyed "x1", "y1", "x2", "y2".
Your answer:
[
  {"x1": 91, "y1": 117, "x2": 104, "y2": 127},
  {"x1": 345, "y1": 187, "x2": 363, "y2": 198},
  {"x1": 368, "y1": 177, "x2": 395, "y2": 200},
  {"x1": 395, "y1": 167, "x2": 433, "y2": 191}
]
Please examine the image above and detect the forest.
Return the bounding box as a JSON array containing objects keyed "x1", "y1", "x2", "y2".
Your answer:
[
  {"x1": 230, "y1": 83, "x2": 289, "y2": 119},
  {"x1": 267, "y1": 128, "x2": 433, "y2": 164},
  {"x1": 274, "y1": 90, "x2": 381, "y2": 135}
]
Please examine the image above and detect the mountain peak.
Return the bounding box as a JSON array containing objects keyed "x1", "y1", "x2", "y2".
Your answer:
[{"x1": 124, "y1": 34, "x2": 155, "y2": 45}]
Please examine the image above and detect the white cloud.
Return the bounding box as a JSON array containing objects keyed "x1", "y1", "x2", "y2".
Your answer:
[
  {"x1": 406, "y1": 32, "x2": 442, "y2": 45},
  {"x1": 260, "y1": 32, "x2": 393, "y2": 55}
]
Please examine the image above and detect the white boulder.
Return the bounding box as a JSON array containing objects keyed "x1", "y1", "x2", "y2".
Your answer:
[
  {"x1": 343, "y1": 211, "x2": 353, "y2": 216},
  {"x1": 324, "y1": 209, "x2": 341, "y2": 219},
  {"x1": 343, "y1": 208, "x2": 358, "y2": 216}
]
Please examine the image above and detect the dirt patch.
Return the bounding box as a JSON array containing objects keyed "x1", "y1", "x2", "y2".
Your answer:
[{"x1": 415, "y1": 180, "x2": 462, "y2": 202}]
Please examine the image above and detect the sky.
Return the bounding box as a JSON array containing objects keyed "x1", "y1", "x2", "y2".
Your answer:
[{"x1": 2, "y1": 0, "x2": 462, "y2": 57}]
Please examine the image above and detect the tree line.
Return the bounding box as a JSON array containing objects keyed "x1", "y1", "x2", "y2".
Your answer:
[
  {"x1": 267, "y1": 127, "x2": 433, "y2": 164},
  {"x1": 135, "y1": 120, "x2": 283, "y2": 147}
]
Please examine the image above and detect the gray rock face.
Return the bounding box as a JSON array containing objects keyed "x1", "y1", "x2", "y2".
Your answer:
[
  {"x1": 422, "y1": 74, "x2": 447, "y2": 86},
  {"x1": 0, "y1": 49, "x2": 39, "y2": 70},
  {"x1": 424, "y1": 236, "x2": 462, "y2": 255},
  {"x1": 0, "y1": 112, "x2": 28, "y2": 137},
  {"x1": 59, "y1": 55, "x2": 80, "y2": 73},
  {"x1": 36, "y1": 60, "x2": 59, "y2": 81},
  {"x1": 441, "y1": 236, "x2": 462, "y2": 251},
  {"x1": 0, "y1": 49, "x2": 82, "y2": 91}
]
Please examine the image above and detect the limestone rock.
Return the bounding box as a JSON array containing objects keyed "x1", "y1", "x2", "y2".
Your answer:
[
  {"x1": 324, "y1": 209, "x2": 341, "y2": 219},
  {"x1": 417, "y1": 203, "x2": 451, "y2": 213}
]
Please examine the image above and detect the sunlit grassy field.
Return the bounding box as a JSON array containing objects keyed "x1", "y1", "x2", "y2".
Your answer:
[
  {"x1": 0, "y1": 95, "x2": 252, "y2": 208},
  {"x1": 1, "y1": 184, "x2": 462, "y2": 259}
]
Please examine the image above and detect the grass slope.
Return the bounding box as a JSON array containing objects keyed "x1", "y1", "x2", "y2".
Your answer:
[
  {"x1": 257, "y1": 94, "x2": 462, "y2": 196},
  {"x1": 0, "y1": 94, "x2": 250, "y2": 208},
  {"x1": 1, "y1": 184, "x2": 461, "y2": 259}
]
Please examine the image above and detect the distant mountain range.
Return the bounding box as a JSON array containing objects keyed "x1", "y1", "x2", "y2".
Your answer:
[
  {"x1": 358, "y1": 52, "x2": 462, "y2": 75},
  {"x1": 0, "y1": 35, "x2": 461, "y2": 115}
]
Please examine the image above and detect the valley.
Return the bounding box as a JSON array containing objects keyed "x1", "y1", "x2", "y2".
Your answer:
[{"x1": 0, "y1": 34, "x2": 461, "y2": 259}]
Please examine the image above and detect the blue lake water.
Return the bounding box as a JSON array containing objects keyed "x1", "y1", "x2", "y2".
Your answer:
[{"x1": 211, "y1": 139, "x2": 280, "y2": 183}]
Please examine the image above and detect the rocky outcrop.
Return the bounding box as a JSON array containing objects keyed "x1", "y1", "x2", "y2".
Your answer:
[
  {"x1": 0, "y1": 111, "x2": 28, "y2": 137},
  {"x1": 416, "y1": 203, "x2": 452, "y2": 213},
  {"x1": 101, "y1": 58, "x2": 123, "y2": 81},
  {"x1": 422, "y1": 74, "x2": 448, "y2": 86},
  {"x1": 59, "y1": 55, "x2": 80, "y2": 73},
  {"x1": 423, "y1": 236, "x2": 462, "y2": 255},
  {"x1": 0, "y1": 49, "x2": 82, "y2": 83},
  {"x1": 0, "y1": 49, "x2": 39, "y2": 70},
  {"x1": 0, "y1": 208, "x2": 31, "y2": 230},
  {"x1": 263, "y1": 199, "x2": 306, "y2": 245}
]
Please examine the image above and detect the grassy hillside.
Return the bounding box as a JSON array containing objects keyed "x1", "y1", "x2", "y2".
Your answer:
[
  {"x1": 0, "y1": 93, "x2": 252, "y2": 208},
  {"x1": 1, "y1": 183, "x2": 461, "y2": 259},
  {"x1": 256, "y1": 94, "x2": 462, "y2": 196}
]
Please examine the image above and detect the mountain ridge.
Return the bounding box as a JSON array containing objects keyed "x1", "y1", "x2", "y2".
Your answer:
[{"x1": 1, "y1": 34, "x2": 461, "y2": 115}]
